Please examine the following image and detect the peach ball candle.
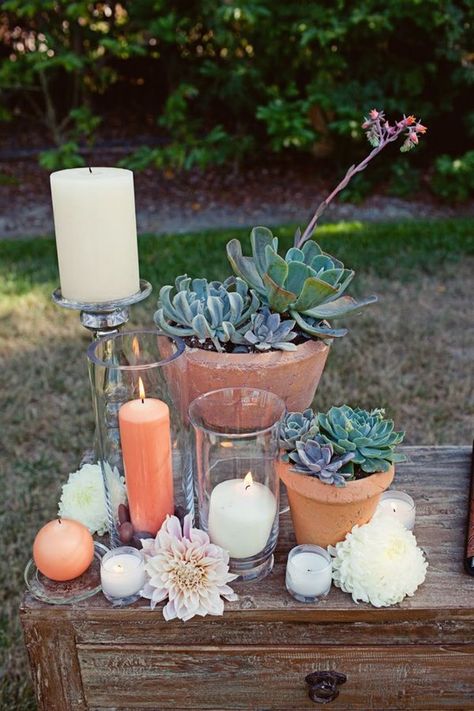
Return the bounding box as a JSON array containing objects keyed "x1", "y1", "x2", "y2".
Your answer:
[{"x1": 33, "y1": 518, "x2": 95, "y2": 581}]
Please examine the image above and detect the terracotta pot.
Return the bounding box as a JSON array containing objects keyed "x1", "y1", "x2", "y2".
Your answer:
[
  {"x1": 278, "y1": 460, "x2": 395, "y2": 548},
  {"x1": 184, "y1": 339, "x2": 329, "y2": 413}
]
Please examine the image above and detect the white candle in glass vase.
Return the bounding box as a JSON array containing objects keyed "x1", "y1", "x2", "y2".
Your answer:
[
  {"x1": 208, "y1": 472, "x2": 277, "y2": 559},
  {"x1": 50, "y1": 167, "x2": 140, "y2": 303},
  {"x1": 376, "y1": 491, "x2": 416, "y2": 531}
]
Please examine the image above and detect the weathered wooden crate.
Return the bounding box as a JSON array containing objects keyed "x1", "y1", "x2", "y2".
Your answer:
[{"x1": 20, "y1": 446, "x2": 474, "y2": 710}]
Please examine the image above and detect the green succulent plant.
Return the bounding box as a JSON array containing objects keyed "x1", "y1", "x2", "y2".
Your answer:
[
  {"x1": 154, "y1": 275, "x2": 259, "y2": 352},
  {"x1": 317, "y1": 405, "x2": 406, "y2": 474},
  {"x1": 226, "y1": 226, "x2": 376, "y2": 339},
  {"x1": 233, "y1": 307, "x2": 297, "y2": 352}
]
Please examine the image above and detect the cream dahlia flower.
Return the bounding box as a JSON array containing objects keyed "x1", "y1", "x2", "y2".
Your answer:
[
  {"x1": 141, "y1": 514, "x2": 238, "y2": 621},
  {"x1": 329, "y1": 517, "x2": 428, "y2": 607},
  {"x1": 58, "y1": 462, "x2": 126, "y2": 535}
]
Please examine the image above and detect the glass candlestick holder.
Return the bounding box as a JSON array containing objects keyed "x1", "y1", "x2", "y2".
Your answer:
[
  {"x1": 189, "y1": 387, "x2": 285, "y2": 582},
  {"x1": 52, "y1": 279, "x2": 152, "y2": 339},
  {"x1": 87, "y1": 330, "x2": 193, "y2": 546}
]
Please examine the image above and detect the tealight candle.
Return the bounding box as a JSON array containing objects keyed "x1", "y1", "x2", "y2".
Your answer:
[
  {"x1": 376, "y1": 491, "x2": 416, "y2": 531},
  {"x1": 33, "y1": 518, "x2": 94, "y2": 582},
  {"x1": 286, "y1": 544, "x2": 332, "y2": 603},
  {"x1": 100, "y1": 546, "x2": 145, "y2": 605}
]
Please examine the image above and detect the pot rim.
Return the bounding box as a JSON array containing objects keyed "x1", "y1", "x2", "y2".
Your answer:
[
  {"x1": 278, "y1": 459, "x2": 395, "y2": 504},
  {"x1": 185, "y1": 337, "x2": 329, "y2": 361}
]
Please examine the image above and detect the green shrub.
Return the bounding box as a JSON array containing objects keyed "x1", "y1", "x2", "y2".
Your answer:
[
  {"x1": 0, "y1": 1, "x2": 472, "y2": 172},
  {"x1": 431, "y1": 152, "x2": 474, "y2": 203}
]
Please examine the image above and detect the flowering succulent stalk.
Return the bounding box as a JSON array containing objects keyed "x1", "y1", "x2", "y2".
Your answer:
[{"x1": 295, "y1": 109, "x2": 427, "y2": 248}]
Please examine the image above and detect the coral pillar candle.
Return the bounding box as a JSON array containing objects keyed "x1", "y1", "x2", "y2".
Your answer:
[
  {"x1": 118, "y1": 378, "x2": 174, "y2": 535},
  {"x1": 50, "y1": 167, "x2": 140, "y2": 303},
  {"x1": 208, "y1": 472, "x2": 277, "y2": 558},
  {"x1": 33, "y1": 518, "x2": 94, "y2": 581}
]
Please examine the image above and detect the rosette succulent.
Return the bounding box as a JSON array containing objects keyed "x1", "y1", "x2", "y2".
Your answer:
[
  {"x1": 233, "y1": 307, "x2": 297, "y2": 352},
  {"x1": 317, "y1": 405, "x2": 406, "y2": 474},
  {"x1": 154, "y1": 275, "x2": 259, "y2": 352},
  {"x1": 289, "y1": 436, "x2": 355, "y2": 487},
  {"x1": 226, "y1": 227, "x2": 376, "y2": 339},
  {"x1": 280, "y1": 409, "x2": 318, "y2": 452}
]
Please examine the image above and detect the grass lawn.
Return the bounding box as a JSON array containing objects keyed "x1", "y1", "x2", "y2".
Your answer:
[{"x1": 1, "y1": 217, "x2": 473, "y2": 709}]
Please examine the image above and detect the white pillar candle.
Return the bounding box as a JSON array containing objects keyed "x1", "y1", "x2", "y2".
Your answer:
[
  {"x1": 50, "y1": 167, "x2": 140, "y2": 303},
  {"x1": 286, "y1": 545, "x2": 332, "y2": 602},
  {"x1": 208, "y1": 472, "x2": 277, "y2": 559},
  {"x1": 100, "y1": 547, "x2": 145, "y2": 601},
  {"x1": 376, "y1": 491, "x2": 416, "y2": 531}
]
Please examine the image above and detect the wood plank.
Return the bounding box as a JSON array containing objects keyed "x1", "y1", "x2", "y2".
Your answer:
[
  {"x1": 78, "y1": 644, "x2": 474, "y2": 710},
  {"x1": 21, "y1": 616, "x2": 87, "y2": 711}
]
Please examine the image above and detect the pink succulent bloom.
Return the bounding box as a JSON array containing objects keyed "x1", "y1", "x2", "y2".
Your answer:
[
  {"x1": 405, "y1": 115, "x2": 416, "y2": 126},
  {"x1": 140, "y1": 514, "x2": 238, "y2": 621},
  {"x1": 369, "y1": 109, "x2": 379, "y2": 119},
  {"x1": 409, "y1": 131, "x2": 419, "y2": 144},
  {"x1": 415, "y1": 123, "x2": 427, "y2": 134}
]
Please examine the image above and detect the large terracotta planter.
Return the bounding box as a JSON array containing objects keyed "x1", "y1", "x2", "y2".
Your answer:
[
  {"x1": 184, "y1": 339, "x2": 329, "y2": 413},
  {"x1": 278, "y1": 460, "x2": 395, "y2": 548}
]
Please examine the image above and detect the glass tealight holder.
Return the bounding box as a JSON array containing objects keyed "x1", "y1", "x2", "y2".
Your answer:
[
  {"x1": 286, "y1": 544, "x2": 332, "y2": 603},
  {"x1": 189, "y1": 387, "x2": 285, "y2": 583},
  {"x1": 376, "y1": 490, "x2": 416, "y2": 531},
  {"x1": 87, "y1": 330, "x2": 193, "y2": 546},
  {"x1": 100, "y1": 546, "x2": 145, "y2": 606}
]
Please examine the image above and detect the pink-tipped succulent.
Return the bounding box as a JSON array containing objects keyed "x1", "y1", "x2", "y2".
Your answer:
[
  {"x1": 296, "y1": 110, "x2": 427, "y2": 247},
  {"x1": 140, "y1": 514, "x2": 238, "y2": 621}
]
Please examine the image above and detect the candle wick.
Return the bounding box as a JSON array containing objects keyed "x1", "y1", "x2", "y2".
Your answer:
[
  {"x1": 88, "y1": 166, "x2": 93, "y2": 174},
  {"x1": 245, "y1": 484, "x2": 251, "y2": 490},
  {"x1": 141, "y1": 397, "x2": 145, "y2": 404},
  {"x1": 57, "y1": 517, "x2": 62, "y2": 524}
]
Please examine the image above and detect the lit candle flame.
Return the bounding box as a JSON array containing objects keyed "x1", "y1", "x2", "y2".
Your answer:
[
  {"x1": 220, "y1": 441, "x2": 233, "y2": 448},
  {"x1": 132, "y1": 336, "x2": 140, "y2": 358},
  {"x1": 138, "y1": 377, "x2": 146, "y2": 402},
  {"x1": 244, "y1": 471, "x2": 253, "y2": 490}
]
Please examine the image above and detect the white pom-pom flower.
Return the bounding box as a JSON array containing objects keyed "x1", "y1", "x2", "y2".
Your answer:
[
  {"x1": 58, "y1": 462, "x2": 126, "y2": 535},
  {"x1": 141, "y1": 514, "x2": 238, "y2": 622},
  {"x1": 329, "y1": 517, "x2": 428, "y2": 607}
]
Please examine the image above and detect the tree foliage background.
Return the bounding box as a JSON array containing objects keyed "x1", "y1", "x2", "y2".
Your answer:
[{"x1": 0, "y1": 1, "x2": 473, "y2": 196}]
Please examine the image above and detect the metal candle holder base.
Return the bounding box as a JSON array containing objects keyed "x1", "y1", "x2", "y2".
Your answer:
[{"x1": 52, "y1": 280, "x2": 152, "y2": 338}]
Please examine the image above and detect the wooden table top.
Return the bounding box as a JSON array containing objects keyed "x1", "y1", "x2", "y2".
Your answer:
[{"x1": 22, "y1": 445, "x2": 473, "y2": 623}]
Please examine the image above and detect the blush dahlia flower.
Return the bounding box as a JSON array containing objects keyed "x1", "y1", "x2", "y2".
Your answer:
[
  {"x1": 329, "y1": 517, "x2": 428, "y2": 607},
  {"x1": 141, "y1": 514, "x2": 238, "y2": 621}
]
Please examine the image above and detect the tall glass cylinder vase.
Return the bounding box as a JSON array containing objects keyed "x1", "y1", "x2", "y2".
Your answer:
[
  {"x1": 87, "y1": 330, "x2": 192, "y2": 547},
  {"x1": 189, "y1": 387, "x2": 285, "y2": 582}
]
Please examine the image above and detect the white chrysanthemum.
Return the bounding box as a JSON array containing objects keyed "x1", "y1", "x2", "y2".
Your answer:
[
  {"x1": 58, "y1": 463, "x2": 127, "y2": 535},
  {"x1": 329, "y1": 517, "x2": 428, "y2": 607}
]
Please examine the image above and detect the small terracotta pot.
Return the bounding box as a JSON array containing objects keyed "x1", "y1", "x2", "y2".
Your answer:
[
  {"x1": 278, "y1": 460, "x2": 395, "y2": 548},
  {"x1": 184, "y1": 339, "x2": 329, "y2": 413}
]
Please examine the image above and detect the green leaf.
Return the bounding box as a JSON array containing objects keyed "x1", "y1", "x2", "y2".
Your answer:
[
  {"x1": 291, "y1": 311, "x2": 348, "y2": 338},
  {"x1": 227, "y1": 239, "x2": 265, "y2": 293},
  {"x1": 303, "y1": 294, "x2": 377, "y2": 319},
  {"x1": 250, "y1": 226, "x2": 275, "y2": 275},
  {"x1": 262, "y1": 273, "x2": 296, "y2": 312},
  {"x1": 265, "y1": 244, "x2": 289, "y2": 287},
  {"x1": 286, "y1": 261, "x2": 312, "y2": 294},
  {"x1": 292, "y1": 277, "x2": 339, "y2": 311}
]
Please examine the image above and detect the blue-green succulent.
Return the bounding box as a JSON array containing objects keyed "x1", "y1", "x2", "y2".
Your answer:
[
  {"x1": 154, "y1": 275, "x2": 259, "y2": 352},
  {"x1": 289, "y1": 436, "x2": 355, "y2": 487},
  {"x1": 317, "y1": 405, "x2": 406, "y2": 474},
  {"x1": 233, "y1": 307, "x2": 297, "y2": 352},
  {"x1": 226, "y1": 226, "x2": 376, "y2": 339},
  {"x1": 280, "y1": 409, "x2": 318, "y2": 452}
]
